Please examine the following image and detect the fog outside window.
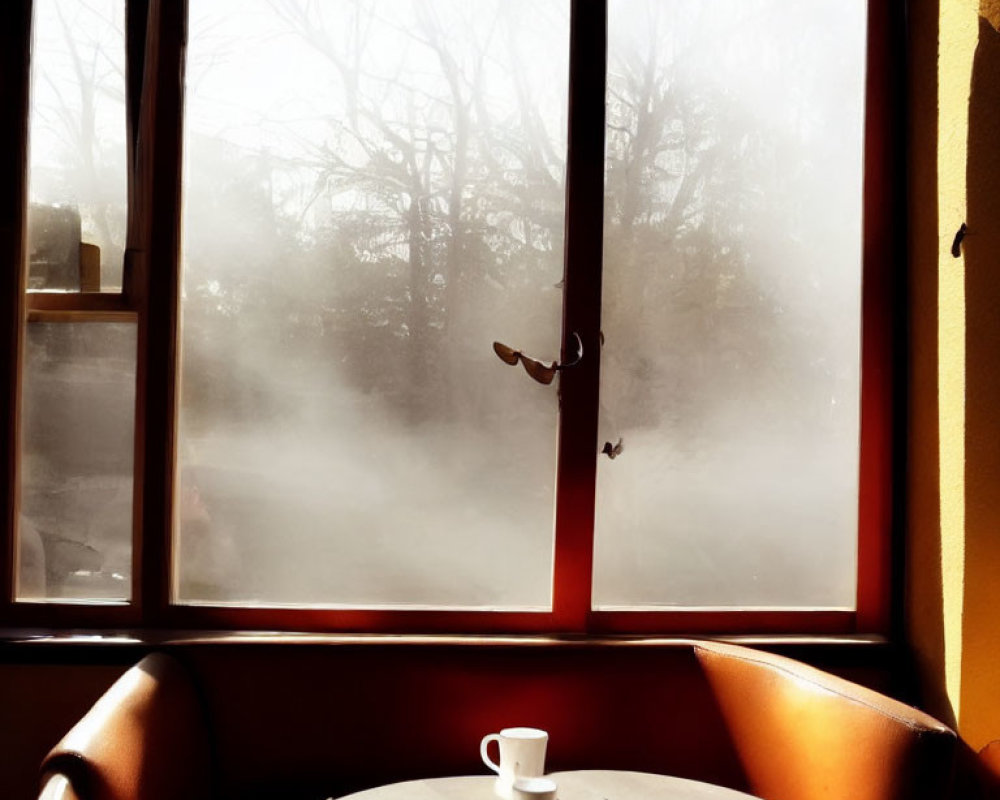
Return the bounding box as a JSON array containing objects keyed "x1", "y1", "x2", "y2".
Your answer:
[
  {"x1": 18, "y1": 0, "x2": 134, "y2": 602},
  {"x1": 177, "y1": 0, "x2": 568, "y2": 607},
  {"x1": 177, "y1": 0, "x2": 868, "y2": 612},
  {"x1": 594, "y1": 0, "x2": 866, "y2": 608}
]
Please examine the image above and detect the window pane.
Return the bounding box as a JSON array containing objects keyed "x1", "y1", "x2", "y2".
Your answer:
[
  {"x1": 594, "y1": 0, "x2": 866, "y2": 609},
  {"x1": 18, "y1": 323, "x2": 136, "y2": 601},
  {"x1": 178, "y1": 0, "x2": 568, "y2": 607},
  {"x1": 28, "y1": 0, "x2": 127, "y2": 292}
]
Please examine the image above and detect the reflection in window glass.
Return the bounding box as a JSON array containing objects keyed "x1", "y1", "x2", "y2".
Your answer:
[
  {"x1": 28, "y1": 0, "x2": 127, "y2": 292},
  {"x1": 594, "y1": 0, "x2": 867, "y2": 609},
  {"x1": 18, "y1": 323, "x2": 136, "y2": 601},
  {"x1": 178, "y1": 0, "x2": 568, "y2": 607}
]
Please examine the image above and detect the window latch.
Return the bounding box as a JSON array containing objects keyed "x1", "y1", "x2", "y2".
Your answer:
[{"x1": 492, "y1": 332, "x2": 583, "y2": 386}]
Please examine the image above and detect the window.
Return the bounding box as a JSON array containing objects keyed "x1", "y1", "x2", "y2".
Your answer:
[
  {"x1": 1, "y1": 0, "x2": 897, "y2": 634},
  {"x1": 177, "y1": 0, "x2": 568, "y2": 609},
  {"x1": 595, "y1": 1, "x2": 867, "y2": 611},
  {"x1": 17, "y1": 0, "x2": 136, "y2": 606}
]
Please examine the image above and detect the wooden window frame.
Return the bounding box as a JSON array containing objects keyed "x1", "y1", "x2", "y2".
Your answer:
[
  {"x1": 1, "y1": 0, "x2": 147, "y2": 629},
  {"x1": 0, "y1": 0, "x2": 902, "y2": 636}
]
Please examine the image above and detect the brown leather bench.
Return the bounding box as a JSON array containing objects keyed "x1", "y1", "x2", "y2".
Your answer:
[{"x1": 37, "y1": 640, "x2": 957, "y2": 800}]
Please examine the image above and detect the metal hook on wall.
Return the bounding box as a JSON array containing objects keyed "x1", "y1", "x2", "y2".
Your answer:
[{"x1": 951, "y1": 222, "x2": 968, "y2": 258}]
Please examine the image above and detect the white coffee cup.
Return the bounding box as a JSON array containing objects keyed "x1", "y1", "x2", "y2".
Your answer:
[
  {"x1": 480, "y1": 727, "x2": 548, "y2": 798},
  {"x1": 512, "y1": 777, "x2": 558, "y2": 800}
]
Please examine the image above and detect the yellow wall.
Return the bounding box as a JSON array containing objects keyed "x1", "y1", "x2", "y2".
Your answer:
[{"x1": 908, "y1": 0, "x2": 1000, "y2": 750}]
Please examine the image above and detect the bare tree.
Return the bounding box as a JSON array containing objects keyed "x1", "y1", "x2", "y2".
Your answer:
[{"x1": 32, "y1": 0, "x2": 127, "y2": 284}]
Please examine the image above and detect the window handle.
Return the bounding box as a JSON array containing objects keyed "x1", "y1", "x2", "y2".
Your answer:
[{"x1": 492, "y1": 332, "x2": 583, "y2": 386}]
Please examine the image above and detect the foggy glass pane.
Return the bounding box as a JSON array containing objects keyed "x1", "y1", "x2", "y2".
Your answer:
[
  {"x1": 178, "y1": 0, "x2": 567, "y2": 607},
  {"x1": 594, "y1": 0, "x2": 866, "y2": 609},
  {"x1": 18, "y1": 323, "x2": 136, "y2": 601},
  {"x1": 27, "y1": 0, "x2": 127, "y2": 292}
]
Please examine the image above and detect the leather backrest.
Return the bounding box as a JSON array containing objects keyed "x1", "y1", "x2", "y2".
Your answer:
[
  {"x1": 39, "y1": 652, "x2": 213, "y2": 800},
  {"x1": 181, "y1": 643, "x2": 747, "y2": 800},
  {"x1": 694, "y1": 641, "x2": 956, "y2": 800},
  {"x1": 36, "y1": 642, "x2": 953, "y2": 800}
]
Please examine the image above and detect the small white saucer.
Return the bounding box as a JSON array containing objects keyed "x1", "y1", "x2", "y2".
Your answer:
[{"x1": 512, "y1": 777, "x2": 558, "y2": 800}]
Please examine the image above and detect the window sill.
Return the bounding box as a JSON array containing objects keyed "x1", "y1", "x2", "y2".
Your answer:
[{"x1": 0, "y1": 627, "x2": 889, "y2": 650}]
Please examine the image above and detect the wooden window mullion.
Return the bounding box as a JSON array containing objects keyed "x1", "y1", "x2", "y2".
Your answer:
[
  {"x1": 0, "y1": 2, "x2": 32, "y2": 617},
  {"x1": 551, "y1": 0, "x2": 607, "y2": 633},
  {"x1": 855, "y1": 0, "x2": 903, "y2": 634},
  {"x1": 133, "y1": 0, "x2": 188, "y2": 626}
]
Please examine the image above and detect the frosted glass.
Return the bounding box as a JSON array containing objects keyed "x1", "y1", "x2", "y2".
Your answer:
[
  {"x1": 27, "y1": 0, "x2": 127, "y2": 292},
  {"x1": 18, "y1": 324, "x2": 136, "y2": 601},
  {"x1": 177, "y1": 0, "x2": 568, "y2": 606},
  {"x1": 594, "y1": 0, "x2": 867, "y2": 609}
]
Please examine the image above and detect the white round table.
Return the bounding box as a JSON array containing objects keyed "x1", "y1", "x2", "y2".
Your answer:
[{"x1": 335, "y1": 770, "x2": 761, "y2": 800}]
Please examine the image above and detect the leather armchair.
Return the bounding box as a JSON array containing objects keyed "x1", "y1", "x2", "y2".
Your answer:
[
  {"x1": 38, "y1": 653, "x2": 212, "y2": 800},
  {"x1": 693, "y1": 641, "x2": 956, "y2": 800},
  {"x1": 37, "y1": 642, "x2": 956, "y2": 800}
]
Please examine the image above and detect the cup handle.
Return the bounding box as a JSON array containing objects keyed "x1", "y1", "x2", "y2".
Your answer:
[{"x1": 480, "y1": 733, "x2": 501, "y2": 774}]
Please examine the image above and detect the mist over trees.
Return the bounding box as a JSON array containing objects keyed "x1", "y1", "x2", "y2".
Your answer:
[
  {"x1": 28, "y1": 0, "x2": 127, "y2": 288},
  {"x1": 593, "y1": 1, "x2": 865, "y2": 608},
  {"x1": 176, "y1": 0, "x2": 862, "y2": 606},
  {"x1": 182, "y1": 0, "x2": 845, "y2": 441},
  {"x1": 178, "y1": 0, "x2": 575, "y2": 603},
  {"x1": 599, "y1": 1, "x2": 863, "y2": 450},
  {"x1": 24, "y1": 0, "x2": 865, "y2": 606},
  {"x1": 21, "y1": 0, "x2": 132, "y2": 600},
  {"x1": 182, "y1": 0, "x2": 569, "y2": 435}
]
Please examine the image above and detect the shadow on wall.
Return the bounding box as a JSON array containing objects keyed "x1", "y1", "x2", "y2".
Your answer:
[
  {"x1": 905, "y1": 0, "x2": 955, "y2": 730},
  {"x1": 961, "y1": 8, "x2": 1000, "y2": 753}
]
